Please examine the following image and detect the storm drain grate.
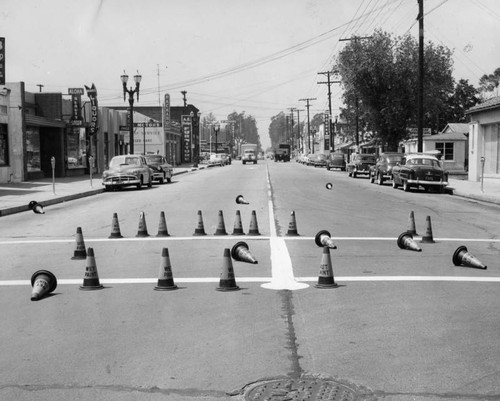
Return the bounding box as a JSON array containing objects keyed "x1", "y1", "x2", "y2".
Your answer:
[{"x1": 244, "y1": 378, "x2": 356, "y2": 401}]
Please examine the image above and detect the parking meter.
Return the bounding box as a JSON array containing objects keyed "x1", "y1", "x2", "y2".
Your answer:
[
  {"x1": 89, "y1": 156, "x2": 94, "y2": 187},
  {"x1": 50, "y1": 157, "x2": 56, "y2": 195},
  {"x1": 480, "y1": 156, "x2": 485, "y2": 192}
]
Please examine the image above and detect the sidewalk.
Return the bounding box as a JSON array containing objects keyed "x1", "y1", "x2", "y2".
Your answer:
[
  {"x1": 0, "y1": 164, "x2": 205, "y2": 217},
  {"x1": 1, "y1": 168, "x2": 499, "y2": 217}
]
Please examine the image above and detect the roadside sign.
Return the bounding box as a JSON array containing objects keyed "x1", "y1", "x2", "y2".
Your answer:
[{"x1": 68, "y1": 88, "x2": 84, "y2": 95}]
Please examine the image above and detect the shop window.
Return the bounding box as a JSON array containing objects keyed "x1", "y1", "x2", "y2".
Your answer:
[
  {"x1": 0, "y1": 124, "x2": 8, "y2": 166},
  {"x1": 67, "y1": 127, "x2": 87, "y2": 168},
  {"x1": 435, "y1": 142, "x2": 454, "y2": 161},
  {"x1": 26, "y1": 126, "x2": 41, "y2": 171}
]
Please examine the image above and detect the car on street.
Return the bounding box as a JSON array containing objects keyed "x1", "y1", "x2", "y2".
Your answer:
[
  {"x1": 311, "y1": 153, "x2": 328, "y2": 168},
  {"x1": 219, "y1": 153, "x2": 231, "y2": 165},
  {"x1": 144, "y1": 154, "x2": 173, "y2": 184},
  {"x1": 391, "y1": 153, "x2": 449, "y2": 192},
  {"x1": 326, "y1": 152, "x2": 346, "y2": 171},
  {"x1": 209, "y1": 153, "x2": 224, "y2": 167},
  {"x1": 102, "y1": 155, "x2": 153, "y2": 191},
  {"x1": 369, "y1": 152, "x2": 404, "y2": 185},
  {"x1": 346, "y1": 153, "x2": 376, "y2": 178}
]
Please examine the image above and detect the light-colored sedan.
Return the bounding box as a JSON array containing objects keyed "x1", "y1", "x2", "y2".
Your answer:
[{"x1": 102, "y1": 155, "x2": 153, "y2": 191}]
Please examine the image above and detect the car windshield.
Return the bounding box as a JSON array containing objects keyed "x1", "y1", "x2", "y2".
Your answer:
[
  {"x1": 407, "y1": 158, "x2": 440, "y2": 167},
  {"x1": 110, "y1": 156, "x2": 141, "y2": 167},
  {"x1": 145, "y1": 156, "x2": 162, "y2": 164},
  {"x1": 360, "y1": 156, "x2": 376, "y2": 162},
  {"x1": 386, "y1": 155, "x2": 403, "y2": 162}
]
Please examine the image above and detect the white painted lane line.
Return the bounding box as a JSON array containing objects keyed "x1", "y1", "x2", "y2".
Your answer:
[{"x1": 297, "y1": 276, "x2": 500, "y2": 282}]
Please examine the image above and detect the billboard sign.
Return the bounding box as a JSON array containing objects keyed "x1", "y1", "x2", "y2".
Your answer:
[{"x1": 0, "y1": 38, "x2": 4, "y2": 85}]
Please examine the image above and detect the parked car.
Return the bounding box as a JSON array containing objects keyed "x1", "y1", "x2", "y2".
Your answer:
[
  {"x1": 346, "y1": 153, "x2": 376, "y2": 178},
  {"x1": 208, "y1": 153, "x2": 224, "y2": 167},
  {"x1": 312, "y1": 153, "x2": 328, "y2": 168},
  {"x1": 144, "y1": 154, "x2": 173, "y2": 184},
  {"x1": 102, "y1": 155, "x2": 153, "y2": 191},
  {"x1": 326, "y1": 152, "x2": 346, "y2": 171},
  {"x1": 219, "y1": 153, "x2": 231, "y2": 165},
  {"x1": 391, "y1": 153, "x2": 449, "y2": 192},
  {"x1": 369, "y1": 152, "x2": 404, "y2": 185}
]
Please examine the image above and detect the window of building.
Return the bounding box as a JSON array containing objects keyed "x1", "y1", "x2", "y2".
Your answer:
[
  {"x1": 435, "y1": 142, "x2": 454, "y2": 161},
  {"x1": 26, "y1": 126, "x2": 41, "y2": 171},
  {"x1": 67, "y1": 127, "x2": 87, "y2": 169},
  {"x1": 0, "y1": 124, "x2": 8, "y2": 166}
]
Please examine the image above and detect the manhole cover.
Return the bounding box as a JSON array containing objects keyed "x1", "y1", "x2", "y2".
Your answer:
[{"x1": 244, "y1": 378, "x2": 356, "y2": 401}]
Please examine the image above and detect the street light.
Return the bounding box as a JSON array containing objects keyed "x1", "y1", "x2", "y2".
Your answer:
[
  {"x1": 213, "y1": 123, "x2": 220, "y2": 154},
  {"x1": 121, "y1": 70, "x2": 142, "y2": 154}
]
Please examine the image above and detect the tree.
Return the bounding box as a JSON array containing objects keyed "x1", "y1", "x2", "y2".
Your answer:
[
  {"x1": 336, "y1": 30, "x2": 454, "y2": 151},
  {"x1": 478, "y1": 67, "x2": 500, "y2": 99},
  {"x1": 227, "y1": 111, "x2": 261, "y2": 153},
  {"x1": 443, "y1": 79, "x2": 479, "y2": 124}
]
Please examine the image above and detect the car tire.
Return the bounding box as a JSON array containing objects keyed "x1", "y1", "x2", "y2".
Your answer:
[
  {"x1": 167, "y1": 176, "x2": 172, "y2": 183},
  {"x1": 104, "y1": 185, "x2": 111, "y2": 192},
  {"x1": 392, "y1": 177, "x2": 398, "y2": 189},
  {"x1": 352, "y1": 171, "x2": 357, "y2": 178},
  {"x1": 136, "y1": 177, "x2": 143, "y2": 190},
  {"x1": 377, "y1": 173, "x2": 384, "y2": 185},
  {"x1": 403, "y1": 180, "x2": 411, "y2": 192},
  {"x1": 369, "y1": 173, "x2": 375, "y2": 183},
  {"x1": 159, "y1": 176, "x2": 165, "y2": 184},
  {"x1": 147, "y1": 176, "x2": 153, "y2": 188}
]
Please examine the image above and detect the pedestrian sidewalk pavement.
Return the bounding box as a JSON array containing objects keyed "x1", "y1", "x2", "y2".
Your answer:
[{"x1": 1, "y1": 166, "x2": 500, "y2": 217}]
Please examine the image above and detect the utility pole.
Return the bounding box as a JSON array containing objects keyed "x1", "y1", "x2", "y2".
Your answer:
[
  {"x1": 318, "y1": 71, "x2": 340, "y2": 151},
  {"x1": 339, "y1": 36, "x2": 372, "y2": 150},
  {"x1": 288, "y1": 107, "x2": 296, "y2": 150},
  {"x1": 296, "y1": 109, "x2": 304, "y2": 153},
  {"x1": 181, "y1": 91, "x2": 187, "y2": 108},
  {"x1": 299, "y1": 98, "x2": 316, "y2": 154},
  {"x1": 417, "y1": 0, "x2": 424, "y2": 152}
]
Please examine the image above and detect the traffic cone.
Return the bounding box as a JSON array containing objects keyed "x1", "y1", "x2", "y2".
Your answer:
[
  {"x1": 136, "y1": 211, "x2": 150, "y2": 237},
  {"x1": 232, "y1": 210, "x2": 245, "y2": 235},
  {"x1": 407, "y1": 211, "x2": 417, "y2": 235},
  {"x1": 156, "y1": 211, "x2": 170, "y2": 237},
  {"x1": 193, "y1": 210, "x2": 207, "y2": 236},
  {"x1": 109, "y1": 212, "x2": 123, "y2": 239},
  {"x1": 214, "y1": 210, "x2": 228, "y2": 235},
  {"x1": 216, "y1": 248, "x2": 240, "y2": 291},
  {"x1": 452, "y1": 246, "x2": 487, "y2": 269},
  {"x1": 28, "y1": 200, "x2": 45, "y2": 214},
  {"x1": 235, "y1": 194, "x2": 249, "y2": 205},
  {"x1": 80, "y1": 247, "x2": 104, "y2": 290},
  {"x1": 247, "y1": 210, "x2": 261, "y2": 236},
  {"x1": 154, "y1": 248, "x2": 178, "y2": 290},
  {"x1": 231, "y1": 241, "x2": 258, "y2": 264},
  {"x1": 30, "y1": 270, "x2": 57, "y2": 301},
  {"x1": 314, "y1": 230, "x2": 337, "y2": 249},
  {"x1": 71, "y1": 227, "x2": 87, "y2": 260},
  {"x1": 286, "y1": 211, "x2": 299, "y2": 236},
  {"x1": 420, "y1": 215, "x2": 435, "y2": 243},
  {"x1": 314, "y1": 247, "x2": 338, "y2": 289},
  {"x1": 325, "y1": 182, "x2": 333, "y2": 190},
  {"x1": 397, "y1": 231, "x2": 422, "y2": 252}
]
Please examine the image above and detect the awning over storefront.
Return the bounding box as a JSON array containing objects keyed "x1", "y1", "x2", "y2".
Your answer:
[{"x1": 25, "y1": 114, "x2": 66, "y2": 128}]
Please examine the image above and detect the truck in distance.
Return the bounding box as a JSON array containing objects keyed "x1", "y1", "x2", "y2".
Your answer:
[{"x1": 241, "y1": 143, "x2": 258, "y2": 164}]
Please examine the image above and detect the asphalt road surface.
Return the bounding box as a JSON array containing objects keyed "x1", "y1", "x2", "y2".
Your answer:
[{"x1": 0, "y1": 160, "x2": 499, "y2": 401}]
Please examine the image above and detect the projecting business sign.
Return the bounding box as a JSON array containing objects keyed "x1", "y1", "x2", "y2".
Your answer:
[
  {"x1": 163, "y1": 94, "x2": 171, "y2": 129},
  {"x1": 85, "y1": 83, "x2": 99, "y2": 135},
  {"x1": 0, "y1": 38, "x2": 5, "y2": 85},
  {"x1": 68, "y1": 88, "x2": 84, "y2": 125}
]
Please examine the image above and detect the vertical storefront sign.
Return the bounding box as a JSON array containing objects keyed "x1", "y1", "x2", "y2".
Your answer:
[
  {"x1": 163, "y1": 94, "x2": 170, "y2": 128},
  {"x1": 182, "y1": 115, "x2": 191, "y2": 163},
  {"x1": 323, "y1": 112, "x2": 330, "y2": 150},
  {"x1": 68, "y1": 88, "x2": 84, "y2": 125},
  {"x1": 85, "y1": 83, "x2": 98, "y2": 135},
  {"x1": 0, "y1": 38, "x2": 5, "y2": 85}
]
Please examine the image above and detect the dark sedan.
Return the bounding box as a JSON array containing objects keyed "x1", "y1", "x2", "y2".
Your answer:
[
  {"x1": 369, "y1": 152, "x2": 404, "y2": 185},
  {"x1": 144, "y1": 154, "x2": 173, "y2": 184},
  {"x1": 392, "y1": 154, "x2": 448, "y2": 192}
]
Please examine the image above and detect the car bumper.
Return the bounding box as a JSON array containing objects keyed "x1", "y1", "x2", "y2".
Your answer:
[
  {"x1": 102, "y1": 176, "x2": 140, "y2": 186},
  {"x1": 407, "y1": 179, "x2": 448, "y2": 186}
]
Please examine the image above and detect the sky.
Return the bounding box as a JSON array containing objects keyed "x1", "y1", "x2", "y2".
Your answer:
[{"x1": 2, "y1": 0, "x2": 500, "y2": 150}]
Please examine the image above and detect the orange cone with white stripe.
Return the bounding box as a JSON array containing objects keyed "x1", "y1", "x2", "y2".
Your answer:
[
  {"x1": 156, "y1": 211, "x2": 170, "y2": 237},
  {"x1": 193, "y1": 210, "x2": 206, "y2": 236},
  {"x1": 420, "y1": 215, "x2": 435, "y2": 243},
  {"x1": 109, "y1": 212, "x2": 123, "y2": 239},
  {"x1": 231, "y1": 241, "x2": 258, "y2": 264},
  {"x1": 397, "y1": 231, "x2": 422, "y2": 252},
  {"x1": 232, "y1": 210, "x2": 245, "y2": 235},
  {"x1": 315, "y1": 247, "x2": 338, "y2": 289},
  {"x1": 80, "y1": 247, "x2": 104, "y2": 290},
  {"x1": 452, "y1": 246, "x2": 487, "y2": 269},
  {"x1": 216, "y1": 248, "x2": 240, "y2": 291},
  {"x1": 286, "y1": 211, "x2": 299, "y2": 236},
  {"x1": 214, "y1": 210, "x2": 228, "y2": 235},
  {"x1": 247, "y1": 210, "x2": 261, "y2": 236},
  {"x1": 154, "y1": 248, "x2": 178, "y2": 290},
  {"x1": 407, "y1": 211, "x2": 417, "y2": 235},
  {"x1": 30, "y1": 270, "x2": 57, "y2": 301},
  {"x1": 71, "y1": 227, "x2": 87, "y2": 260},
  {"x1": 314, "y1": 230, "x2": 337, "y2": 249},
  {"x1": 136, "y1": 211, "x2": 150, "y2": 237}
]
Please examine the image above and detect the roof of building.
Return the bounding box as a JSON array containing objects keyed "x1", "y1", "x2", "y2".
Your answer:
[
  {"x1": 424, "y1": 132, "x2": 467, "y2": 142},
  {"x1": 466, "y1": 96, "x2": 500, "y2": 114},
  {"x1": 442, "y1": 123, "x2": 469, "y2": 134}
]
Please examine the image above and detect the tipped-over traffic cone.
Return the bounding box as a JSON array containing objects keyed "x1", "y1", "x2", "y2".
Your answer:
[
  {"x1": 232, "y1": 210, "x2": 245, "y2": 235},
  {"x1": 235, "y1": 194, "x2": 249, "y2": 205},
  {"x1": 286, "y1": 211, "x2": 299, "y2": 236},
  {"x1": 315, "y1": 247, "x2": 338, "y2": 289},
  {"x1": 214, "y1": 210, "x2": 228, "y2": 235},
  {"x1": 420, "y1": 215, "x2": 435, "y2": 243},
  {"x1": 247, "y1": 210, "x2": 261, "y2": 236},
  {"x1": 325, "y1": 182, "x2": 333, "y2": 190},
  {"x1": 452, "y1": 246, "x2": 487, "y2": 269},
  {"x1": 30, "y1": 270, "x2": 57, "y2": 301},
  {"x1": 80, "y1": 247, "x2": 104, "y2": 290},
  {"x1": 407, "y1": 211, "x2": 417, "y2": 235},
  {"x1": 193, "y1": 210, "x2": 207, "y2": 236},
  {"x1": 109, "y1": 212, "x2": 123, "y2": 238},
  {"x1": 154, "y1": 248, "x2": 178, "y2": 290},
  {"x1": 216, "y1": 248, "x2": 240, "y2": 291},
  {"x1": 156, "y1": 211, "x2": 170, "y2": 237},
  {"x1": 397, "y1": 231, "x2": 422, "y2": 252},
  {"x1": 314, "y1": 230, "x2": 337, "y2": 249},
  {"x1": 28, "y1": 200, "x2": 45, "y2": 214},
  {"x1": 136, "y1": 211, "x2": 150, "y2": 237},
  {"x1": 231, "y1": 241, "x2": 258, "y2": 264},
  {"x1": 71, "y1": 227, "x2": 87, "y2": 260}
]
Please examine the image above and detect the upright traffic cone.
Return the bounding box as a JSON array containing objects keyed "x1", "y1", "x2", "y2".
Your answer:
[
  {"x1": 30, "y1": 270, "x2": 57, "y2": 301},
  {"x1": 71, "y1": 227, "x2": 87, "y2": 260},
  {"x1": 216, "y1": 248, "x2": 240, "y2": 291},
  {"x1": 235, "y1": 194, "x2": 249, "y2": 205},
  {"x1": 247, "y1": 210, "x2": 261, "y2": 236},
  {"x1": 156, "y1": 211, "x2": 170, "y2": 237},
  {"x1": 314, "y1": 230, "x2": 337, "y2": 249},
  {"x1": 286, "y1": 211, "x2": 299, "y2": 236},
  {"x1": 420, "y1": 215, "x2": 435, "y2": 243},
  {"x1": 214, "y1": 210, "x2": 228, "y2": 235},
  {"x1": 80, "y1": 247, "x2": 104, "y2": 290},
  {"x1": 314, "y1": 247, "x2": 338, "y2": 289},
  {"x1": 231, "y1": 241, "x2": 258, "y2": 264},
  {"x1": 452, "y1": 246, "x2": 487, "y2": 269},
  {"x1": 136, "y1": 211, "x2": 150, "y2": 237},
  {"x1": 193, "y1": 210, "x2": 207, "y2": 236},
  {"x1": 28, "y1": 200, "x2": 45, "y2": 214},
  {"x1": 407, "y1": 211, "x2": 417, "y2": 235},
  {"x1": 232, "y1": 210, "x2": 245, "y2": 235},
  {"x1": 109, "y1": 212, "x2": 123, "y2": 239},
  {"x1": 154, "y1": 248, "x2": 178, "y2": 290},
  {"x1": 397, "y1": 231, "x2": 422, "y2": 252}
]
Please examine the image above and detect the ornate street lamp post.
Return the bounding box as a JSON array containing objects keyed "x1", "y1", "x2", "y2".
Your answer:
[
  {"x1": 213, "y1": 123, "x2": 220, "y2": 154},
  {"x1": 121, "y1": 70, "x2": 142, "y2": 154}
]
